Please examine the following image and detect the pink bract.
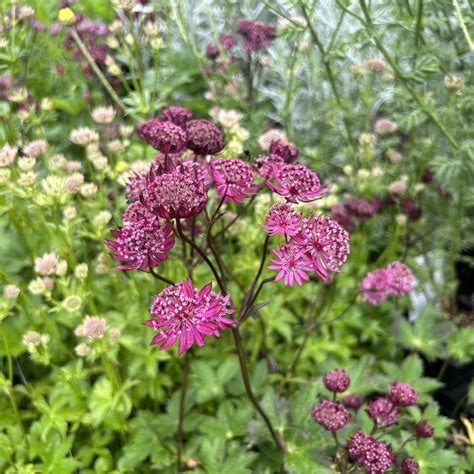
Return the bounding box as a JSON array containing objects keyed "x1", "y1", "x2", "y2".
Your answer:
[
  {"x1": 210, "y1": 158, "x2": 256, "y2": 203},
  {"x1": 265, "y1": 163, "x2": 328, "y2": 203},
  {"x1": 262, "y1": 203, "x2": 301, "y2": 237},
  {"x1": 145, "y1": 279, "x2": 235, "y2": 355},
  {"x1": 268, "y1": 242, "x2": 312, "y2": 286},
  {"x1": 106, "y1": 202, "x2": 175, "y2": 271}
]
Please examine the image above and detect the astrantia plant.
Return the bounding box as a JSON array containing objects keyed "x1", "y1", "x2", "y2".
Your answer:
[
  {"x1": 0, "y1": 0, "x2": 472, "y2": 473},
  {"x1": 105, "y1": 105, "x2": 344, "y2": 453}
]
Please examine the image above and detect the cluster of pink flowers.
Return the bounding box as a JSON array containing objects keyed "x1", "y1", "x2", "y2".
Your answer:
[
  {"x1": 360, "y1": 261, "x2": 415, "y2": 305},
  {"x1": 210, "y1": 158, "x2": 257, "y2": 203},
  {"x1": 145, "y1": 280, "x2": 235, "y2": 354},
  {"x1": 205, "y1": 18, "x2": 275, "y2": 64},
  {"x1": 255, "y1": 136, "x2": 349, "y2": 287},
  {"x1": 107, "y1": 105, "x2": 347, "y2": 352},
  {"x1": 312, "y1": 369, "x2": 433, "y2": 473},
  {"x1": 265, "y1": 208, "x2": 350, "y2": 286},
  {"x1": 348, "y1": 431, "x2": 394, "y2": 473},
  {"x1": 105, "y1": 202, "x2": 175, "y2": 270},
  {"x1": 237, "y1": 18, "x2": 276, "y2": 51}
]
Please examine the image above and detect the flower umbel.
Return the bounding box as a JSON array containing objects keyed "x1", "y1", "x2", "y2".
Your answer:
[
  {"x1": 293, "y1": 215, "x2": 350, "y2": 281},
  {"x1": 262, "y1": 203, "x2": 301, "y2": 237},
  {"x1": 143, "y1": 162, "x2": 208, "y2": 219},
  {"x1": 265, "y1": 163, "x2": 328, "y2": 203},
  {"x1": 210, "y1": 158, "x2": 256, "y2": 203},
  {"x1": 106, "y1": 202, "x2": 175, "y2": 270},
  {"x1": 146, "y1": 279, "x2": 235, "y2": 355},
  {"x1": 312, "y1": 399, "x2": 351, "y2": 431},
  {"x1": 268, "y1": 242, "x2": 312, "y2": 286}
]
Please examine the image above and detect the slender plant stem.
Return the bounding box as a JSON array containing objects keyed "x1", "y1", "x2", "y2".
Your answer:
[
  {"x1": 240, "y1": 277, "x2": 274, "y2": 323},
  {"x1": 415, "y1": 0, "x2": 424, "y2": 47},
  {"x1": 289, "y1": 294, "x2": 325, "y2": 374},
  {"x1": 452, "y1": 0, "x2": 474, "y2": 51},
  {"x1": 1, "y1": 325, "x2": 26, "y2": 438},
  {"x1": 300, "y1": 3, "x2": 357, "y2": 152},
  {"x1": 70, "y1": 29, "x2": 126, "y2": 111},
  {"x1": 148, "y1": 264, "x2": 175, "y2": 286},
  {"x1": 176, "y1": 220, "x2": 283, "y2": 453},
  {"x1": 450, "y1": 393, "x2": 468, "y2": 418},
  {"x1": 213, "y1": 194, "x2": 258, "y2": 238},
  {"x1": 232, "y1": 326, "x2": 285, "y2": 451},
  {"x1": 177, "y1": 351, "x2": 191, "y2": 472},
  {"x1": 239, "y1": 236, "x2": 270, "y2": 319},
  {"x1": 437, "y1": 359, "x2": 449, "y2": 381},
  {"x1": 175, "y1": 219, "x2": 225, "y2": 292},
  {"x1": 357, "y1": 0, "x2": 459, "y2": 149},
  {"x1": 1, "y1": 324, "x2": 13, "y2": 382}
]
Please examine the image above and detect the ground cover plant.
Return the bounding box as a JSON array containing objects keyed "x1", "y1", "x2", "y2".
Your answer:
[{"x1": 0, "y1": 0, "x2": 473, "y2": 472}]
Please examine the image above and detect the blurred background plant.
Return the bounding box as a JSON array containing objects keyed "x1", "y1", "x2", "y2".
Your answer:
[{"x1": 0, "y1": 0, "x2": 472, "y2": 472}]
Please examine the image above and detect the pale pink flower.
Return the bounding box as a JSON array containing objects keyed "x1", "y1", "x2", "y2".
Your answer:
[
  {"x1": 0, "y1": 144, "x2": 17, "y2": 167},
  {"x1": 257, "y1": 129, "x2": 286, "y2": 150},
  {"x1": 34, "y1": 252, "x2": 58, "y2": 275},
  {"x1": 91, "y1": 106, "x2": 116, "y2": 123},
  {"x1": 23, "y1": 140, "x2": 47, "y2": 157},
  {"x1": 374, "y1": 118, "x2": 398, "y2": 135}
]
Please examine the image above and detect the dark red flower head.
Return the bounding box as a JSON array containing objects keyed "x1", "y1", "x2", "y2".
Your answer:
[
  {"x1": 143, "y1": 161, "x2": 208, "y2": 219},
  {"x1": 160, "y1": 106, "x2": 193, "y2": 127},
  {"x1": 186, "y1": 119, "x2": 225, "y2": 156},
  {"x1": 269, "y1": 139, "x2": 298, "y2": 163},
  {"x1": 323, "y1": 369, "x2": 350, "y2": 393},
  {"x1": 367, "y1": 397, "x2": 399, "y2": 427},
  {"x1": 415, "y1": 420, "x2": 434, "y2": 438},
  {"x1": 401, "y1": 458, "x2": 420, "y2": 474},
  {"x1": 105, "y1": 202, "x2": 175, "y2": 271},
  {"x1": 312, "y1": 399, "x2": 351, "y2": 431},
  {"x1": 237, "y1": 18, "x2": 276, "y2": 51},
  {"x1": 137, "y1": 119, "x2": 186, "y2": 154},
  {"x1": 390, "y1": 381, "x2": 418, "y2": 407},
  {"x1": 206, "y1": 43, "x2": 220, "y2": 59},
  {"x1": 342, "y1": 393, "x2": 364, "y2": 410}
]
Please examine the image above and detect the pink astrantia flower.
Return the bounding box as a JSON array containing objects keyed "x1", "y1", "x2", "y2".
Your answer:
[
  {"x1": 269, "y1": 139, "x2": 298, "y2": 163},
  {"x1": 312, "y1": 399, "x2": 351, "y2": 431},
  {"x1": 160, "y1": 106, "x2": 193, "y2": 127},
  {"x1": 265, "y1": 163, "x2": 328, "y2": 203},
  {"x1": 262, "y1": 203, "x2": 301, "y2": 237},
  {"x1": 145, "y1": 279, "x2": 235, "y2": 354},
  {"x1": 367, "y1": 397, "x2": 399, "y2": 427},
  {"x1": 236, "y1": 18, "x2": 276, "y2": 51},
  {"x1": 323, "y1": 369, "x2": 350, "y2": 393},
  {"x1": 390, "y1": 381, "x2": 418, "y2": 407},
  {"x1": 360, "y1": 261, "x2": 415, "y2": 305},
  {"x1": 359, "y1": 268, "x2": 392, "y2": 305},
  {"x1": 143, "y1": 161, "x2": 208, "y2": 219},
  {"x1": 106, "y1": 202, "x2": 175, "y2": 271},
  {"x1": 348, "y1": 431, "x2": 394, "y2": 473},
  {"x1": 268, "y1": 242, "x2": 312, "y2": 286},
  {"x1": 186, "y1": 119, "x2": 225, "y2": 156},
  {"x1": 255, "y1": 154, "x2": 285, "y2": 179},
  {"x1": 137, "y1": 119, "x2": 186, "y2": 154},
  {"x1": 210, "y1": 158, "x2": 256, "y2": 203},
  {"x1": 293, "y1": 215, "x2": 350, "y2": 280},
  {"x1": 401, "y1": 458, "x2": 420, "y2": 474},
  {"x1": 385, "y1": 261, "x2": 416, "y2": 295}
]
